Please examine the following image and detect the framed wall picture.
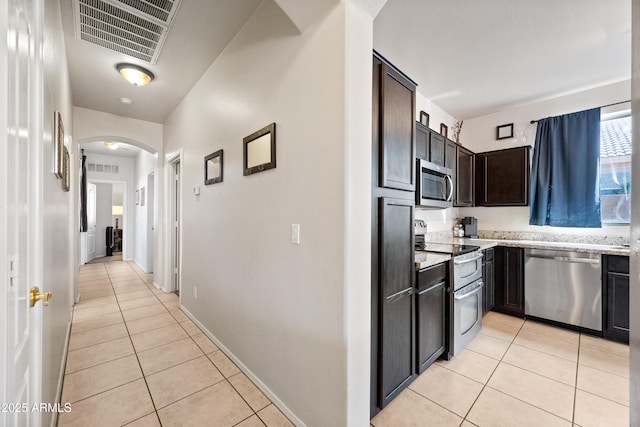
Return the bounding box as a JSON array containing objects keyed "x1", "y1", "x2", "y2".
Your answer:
[
  {"x1": 496, "y1": 123, "x2": 514, "y2": 140},
  {"x1": 419, "y1": 111, "x2": 430, "y2": 127},
  {"x1": 53, "y1": 111, "x2": 64, "y2": 178},
  {"x1": 62, "y1": 146, "x2": 70, "y2": 192},
  {"x1": 440, "y1": 123, "x2": 448, "y2": 138},
  {"x1": 243, "y1": 123, "x2": 276, "y2": 176},
  {"x1": 204, "y1": 149, "x2": 223, "y2": 185}
]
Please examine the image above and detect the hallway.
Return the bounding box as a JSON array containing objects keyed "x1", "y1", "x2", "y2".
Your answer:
[{"x1": 58, "y1": 260, "x2": 293, "y2": 426}]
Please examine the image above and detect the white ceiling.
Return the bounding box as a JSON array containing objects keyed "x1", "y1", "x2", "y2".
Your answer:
[
  {"x1": 60, "y1": 0, "x2": 632, "y2": 129},
  {"x1": 60, "y1": 0, "x2": 262, "y2": 124},
  {"x1": 81, "y1": 140, "x2": 142, "y2": 157},
  {"x1": 374, "y1": 0, "x2": 631, "y2": 119}
]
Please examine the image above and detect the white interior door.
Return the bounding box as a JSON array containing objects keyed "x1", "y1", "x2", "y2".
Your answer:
[
  {"x1": 146, "y1": 172, "x2": 155, "y2": 273},
  {"x1": 86, "y1": 182, "x2": 97, "y2": 262},
  {"x1": 1, "y1": 0, "x2": 44, "y2": 425},
  {"x1": 172, "y1": 161, "x2": 181, "y2": 294}
]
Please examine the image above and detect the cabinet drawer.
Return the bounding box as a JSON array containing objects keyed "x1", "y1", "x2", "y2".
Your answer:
[{"x1": 417, "y1": 262, "x2": 447, "y2": 289}]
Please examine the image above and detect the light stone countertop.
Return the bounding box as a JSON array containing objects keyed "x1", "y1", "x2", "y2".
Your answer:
[
  {"x1": 415, "y1": 251, "x2": 451, "y2": 270},
  {"x1": 429, "y1": 237, "x2": 630, "y2": 256}
]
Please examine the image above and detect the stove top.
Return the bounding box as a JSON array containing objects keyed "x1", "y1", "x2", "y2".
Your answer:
[{"x1": 416, "y1": 243, "x2": 480, "y2": 256}]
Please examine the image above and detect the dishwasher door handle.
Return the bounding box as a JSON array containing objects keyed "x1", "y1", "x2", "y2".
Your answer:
[
  {"x1": 527, "y1": 254, "x2": 600, "y2": 264},
  {"x1": 554, "y1": 256, "x2": 600, "y2": 264}
]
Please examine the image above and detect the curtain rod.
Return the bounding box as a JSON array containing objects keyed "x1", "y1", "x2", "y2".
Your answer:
[{"x1": 529, "y1": 100, "x2": 631, "y2": 124}]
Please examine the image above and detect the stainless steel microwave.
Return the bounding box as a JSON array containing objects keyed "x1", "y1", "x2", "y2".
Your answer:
[{"x1": 416, "y1": 159, "x2": 454, "y2": 208}]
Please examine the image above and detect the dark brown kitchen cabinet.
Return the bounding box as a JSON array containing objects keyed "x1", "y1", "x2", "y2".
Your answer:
[
  {"x1": 415, "y1": 262, "x2": 447, "y2": 374},
  {"x1": 416, "y1": 122, "x2": 429, "y2": 161},
  {"x1": 429, "y1": 131, "x2": 445, "y2": 166},
  {"x1": 476, "y1": 146, "x2": 530, "y2": 206},
  {"x1": 603, "y1": 255, "x2": 629, "y2": 343},
  {"x1": 445, "y1": 139, "x2": 457, "y2": 197},
  {"x1": 482, "y1": 248, "x2": 495, "y2": 314},
  {"x1": 378, "y1": 61, "x2": 415, "y2": 192},
  {"x1": 371, "y1": 52, "x2": 417, "y2": 418},
  {"x1": 378, "y1": 197, "x2": 415, "y2": 408},
  {"x1": 455, "y1": 145, "x2": 474, "y2": 207},
  {"x1": 416, "y1": 123, "x2": 445, "y2": 167},
  {"x1": 494, "y1": 246, "x2": 525, "y2": 318}
]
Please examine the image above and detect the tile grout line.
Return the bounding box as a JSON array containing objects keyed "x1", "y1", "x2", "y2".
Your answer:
[
  {"x1": 460, "y1": 316, "x2": 526, "y2": 423},
  {"x1": 572, "y1": 333, "x2": 581, "y2": 425},
  {"x1": 105, "y1": 263, "x2": 166, "y2": 426}
]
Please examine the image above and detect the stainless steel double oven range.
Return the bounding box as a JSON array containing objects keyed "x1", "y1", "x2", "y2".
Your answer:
[{"x1": 416, "y1": 240, "x2": 484, "y2": 358}]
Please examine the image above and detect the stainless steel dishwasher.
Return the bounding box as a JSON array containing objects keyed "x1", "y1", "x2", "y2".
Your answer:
[{"x1": 524, "y1": 248, "x2": 602, "y2": 331}]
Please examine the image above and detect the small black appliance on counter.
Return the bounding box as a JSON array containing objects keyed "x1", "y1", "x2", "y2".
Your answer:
[{"x1": 461, "y1": 217, "x2": 478, "y2": 238}]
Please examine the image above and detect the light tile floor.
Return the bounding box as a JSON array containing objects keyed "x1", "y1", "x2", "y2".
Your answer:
[
  {"x1": 58, "y1": 260, "x2": 294, "y2": 427},
  {"x1": 372, "y1": 311, "x2": 630, "y2": 427}
]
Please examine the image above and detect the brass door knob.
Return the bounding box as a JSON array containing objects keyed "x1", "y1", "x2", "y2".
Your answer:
[{"x1": 30, "y1": 286, "x2": 52, "y2": 307}]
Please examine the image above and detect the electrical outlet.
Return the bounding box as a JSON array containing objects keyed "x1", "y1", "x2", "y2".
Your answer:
[
  {"x1": 193, "y1": 286, "x2": 198, "y2": 299},
  {"x1": 291, "y1": 224, "x2": 300, "y2": 245}
]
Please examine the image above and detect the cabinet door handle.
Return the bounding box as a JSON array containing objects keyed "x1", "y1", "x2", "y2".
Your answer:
[
  {"x1": 417, "y1": 281, "x2": 446, "y2": 295},
  {"x1": 385, "y1": 287, "x2": 413, "y2": 303}
]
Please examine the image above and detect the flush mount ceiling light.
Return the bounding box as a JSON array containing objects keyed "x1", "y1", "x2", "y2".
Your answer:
[
  {"x1": 104, "y1": 141, "x2": 119, "y2": 150},
  {"x1": 116, "y1": 63, "x2": 154, "y2": 86}
]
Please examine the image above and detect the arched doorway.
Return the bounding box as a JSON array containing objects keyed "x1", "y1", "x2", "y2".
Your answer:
[{"x1": 78, "y1": 137, "x2": 159, "y2": 288}]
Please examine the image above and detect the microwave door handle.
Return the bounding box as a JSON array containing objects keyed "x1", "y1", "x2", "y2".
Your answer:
[{"x1": 445, "y1": 175, "x2": 454, "y2": 202}]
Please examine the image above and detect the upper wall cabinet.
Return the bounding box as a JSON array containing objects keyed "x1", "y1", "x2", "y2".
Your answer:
[
  {"x1": 377, "y1": 61, "x2": 416, "y2": 191},
  {"x1": 416, "y1": 123, "x2": 445, "y2": 167},
  {"x1": 476, "y1": 146, "x2": 530, "y2": 206},
  {"x1": 455, "y1": 145, "x2": 474, "y2": 207}
]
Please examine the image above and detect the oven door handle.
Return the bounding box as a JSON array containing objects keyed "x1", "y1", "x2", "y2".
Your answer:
[
  {"x1": 453, "y1": 253, "x2": 483, "y2": 265},
  {"x1": 454, "y1": 281, "x2": 483, "y2": 300}
]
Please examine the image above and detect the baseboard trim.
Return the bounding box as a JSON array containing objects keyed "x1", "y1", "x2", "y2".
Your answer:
[{"x1": 52, "y1": 307, "x2": 73, "y2": 427}]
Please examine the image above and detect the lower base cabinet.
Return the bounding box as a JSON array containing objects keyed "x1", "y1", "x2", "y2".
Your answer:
[
  {"x1": 482, "y1": 248, "x2": 495, "y2": 314},
  {"x1": 415, "y1": 263, "x2": 447, "y2": 374},
  {"x1": 494, "y1": 246, "x2": 525, "y2": 318},
  {"x1": 603, "y1": 255, "x2": 630, "y2": 343},
  {"x1": 416, "y1": 282, "x2": 446, "y2": 373}
]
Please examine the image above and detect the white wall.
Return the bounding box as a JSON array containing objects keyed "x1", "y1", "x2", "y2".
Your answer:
[
  {"x1": 133, "y1": 150, "x2": 156, "y2": 272},
  {"x1": 162, "y1": 1, "x2": 372, "y2": 425},
  {"x1": 74, "y1": 107, "x2": 163, "y2": 153},
  {"x1": 93, "y1": 183, "x2": 113, "y2": 257},
  {"x1": 459, "y1": 80, "x2": 631, "y2": 238},
  {"x1": 415, "y1": 91, "x2": 458, "y2": 138},
  {"x1": 85, "y1": 153, "x2": 135, "y2": 259},
  {"x1": 41, "y1": 0, "x2": 76, "y2": 424}
]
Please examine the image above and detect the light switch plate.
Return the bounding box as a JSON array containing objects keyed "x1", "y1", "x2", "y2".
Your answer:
[{"x1": 291, "y1": 224, "x2": 300, "y2": 245}]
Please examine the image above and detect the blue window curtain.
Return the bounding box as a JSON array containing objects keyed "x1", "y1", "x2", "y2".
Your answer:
[{"x1": 529, "y1": 108, "x2": 601, "y2": 227}]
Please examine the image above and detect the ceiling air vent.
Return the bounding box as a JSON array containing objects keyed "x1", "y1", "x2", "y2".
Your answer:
[{"x1": 73, "y1": 0, "x2": 182, "y2": 64}]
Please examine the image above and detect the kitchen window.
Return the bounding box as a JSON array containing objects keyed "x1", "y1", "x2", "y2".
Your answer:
[{"x1": 600, "y1": 113, "x2": 631, "y2": 224}]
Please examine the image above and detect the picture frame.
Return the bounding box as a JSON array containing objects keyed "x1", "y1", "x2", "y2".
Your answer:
[
  {"x1": 419, "y1": 111, "x2": 430, "y2": 127},
  {"x1": 243, "y1": 123, "x2": 276, "y2": 176},
  {"x1": 53, "y1": 111, "x2": 64, "y2": 178},
  {"x1": 440, "y1": 123, "x2": 448, "y2": 138},
  {"x1": 62, "y1": 146, "x2": 70, "y2": 192},
  {"x1": 136, "y1": 189, "x2": 140, "y2": 205},
  {"x1": 204, "y1": 149, "x2": 223, "y2": 185},
  {"x1": 496, "y1": 123, "x2": 514, "y2": 140},
  {"x1": 141, "y1": 187, "x2": 145, "y2": 207}
]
